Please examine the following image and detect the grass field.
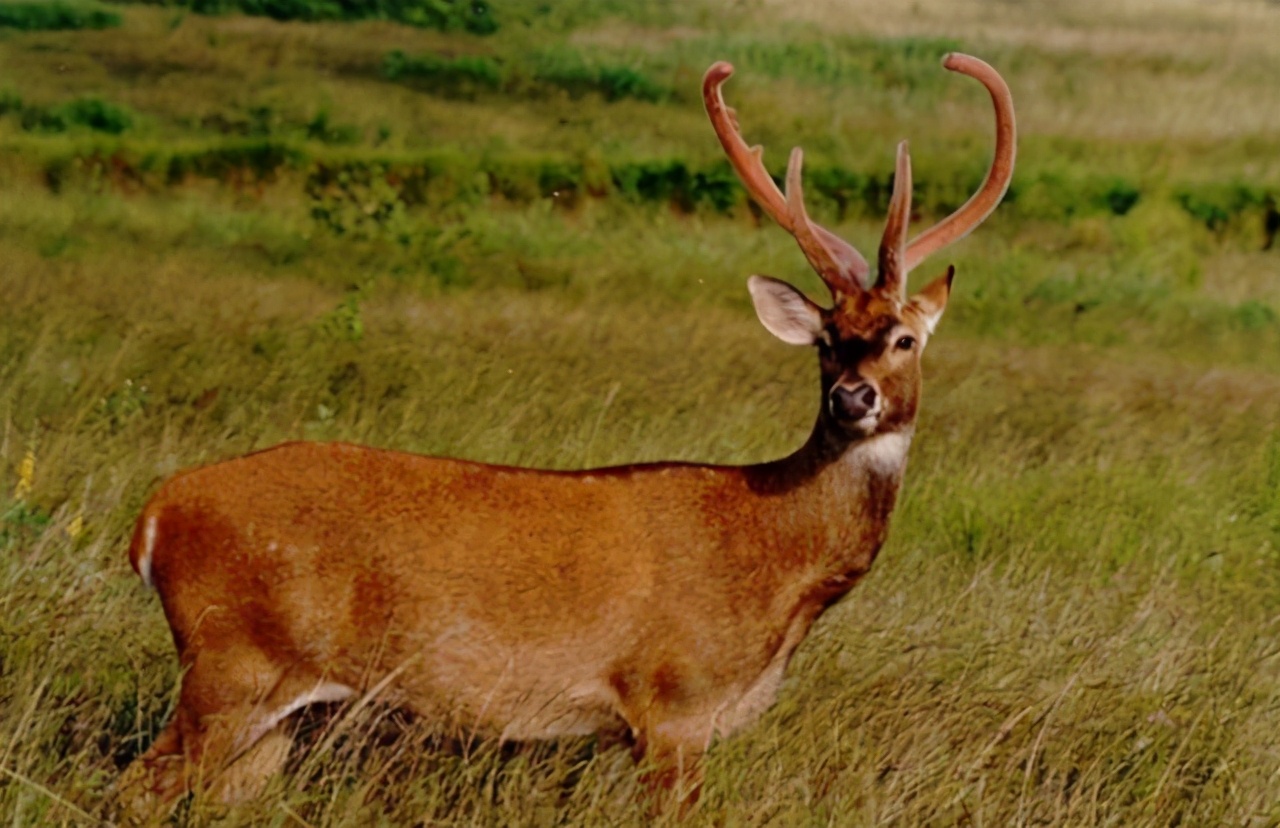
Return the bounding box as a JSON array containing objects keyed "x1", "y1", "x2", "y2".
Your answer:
[{"x1": 2, "y1": 0, "x2": 1280, "y2": 825}]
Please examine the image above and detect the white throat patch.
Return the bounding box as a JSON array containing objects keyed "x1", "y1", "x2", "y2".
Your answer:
[{"x1": 853, "y1": 430, "x2": 913, "y2": 476}]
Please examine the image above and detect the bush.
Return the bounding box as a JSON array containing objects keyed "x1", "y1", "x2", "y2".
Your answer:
[
  {"x1": 1175, "y1": 183, "x2": 1267, "y2": 233},
  {"x1": 57, "y1": 97, "x2": 134, "y2": 134},
  {"x1": 382, "y1": 50, "x2": 503, "y2": 98},
  {"x1": 5, "y1": 95, "x2": 134, "y2": 135},
  {"x1": 383, "y1": 48, "x2": 671, "y2": 104},
  {"x1": 527, "y1": 52, "x2": 668, "y2": 102},
  {"x1": 611, "y1": 160, "x2": 741, "y2": 212},
  {"x1": 0, "y1": 0, "x2": 120, "y2": 30},
  {"x1": 164, "y1": 140, "x2": 304, "y2": 186},
  {"x1": 128, "y1": 0, "x2": 497, "y2": 33},
  {"x1": 307, "y1": 162, "x2": 422, "y2": 242},
  {"x1": 1100, "y1": 179, "x2": 1141, "y2": 216}
]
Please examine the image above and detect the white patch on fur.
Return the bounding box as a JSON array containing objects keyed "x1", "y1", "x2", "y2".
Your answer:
[
  {"x1": 238, "y1": 681, "x2": 356, "y2": 753},
  {"x1": 139, "y1": 515, "x2": 157, "y2": 589},
  {"x1": 499, "y1": 677, "x2": 619, "y2": 740},
  {"x1": 923, "y1": 312, "x2": 943, "y2": 336},
  {"x1": 854, "y1": 430, "x2": 913, "y2": 476}
]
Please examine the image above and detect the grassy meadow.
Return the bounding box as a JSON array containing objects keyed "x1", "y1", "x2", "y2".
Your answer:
[{"x1": 2, "y1": 0, "x2": 1280, "y2": 824}]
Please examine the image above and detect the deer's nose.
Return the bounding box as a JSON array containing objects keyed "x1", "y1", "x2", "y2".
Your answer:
[{"x1": 830, "y1": 383, "x2": 878, "y2": 422}]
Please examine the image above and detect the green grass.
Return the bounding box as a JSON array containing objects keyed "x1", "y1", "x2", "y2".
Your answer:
[{"x1": 2, "y1": 0, "x2": 1280, "y2": 825}]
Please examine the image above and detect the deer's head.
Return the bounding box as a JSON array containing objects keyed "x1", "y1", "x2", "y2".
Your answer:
[{"x1": 704, "y1": 56, "x2": 1015, "y2": 440}]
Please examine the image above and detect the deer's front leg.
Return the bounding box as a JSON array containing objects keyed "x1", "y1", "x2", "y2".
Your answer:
[{"x1": 631, "y1": 716, "x2": 709, "y2": 817}]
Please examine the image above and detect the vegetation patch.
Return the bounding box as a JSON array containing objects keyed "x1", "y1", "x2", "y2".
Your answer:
[
  {"x1": 0, "y1": 93, "x2": 133, "y2": 135},
  {"x1": 2, "y1": 2, "x2": 1280, "y2": 824},
  {"x1": 115, "y1": 0, "x2": 497, "y2": 32},
  {"x1": 0, "y1": 0, "x2": 119, "y2": 29},
  {"x1": 383, "y1": 48, "x2": 670, "y2": 103},
  {"x1": 382, "y1": 50, "x2": 504, "y2": 98}
]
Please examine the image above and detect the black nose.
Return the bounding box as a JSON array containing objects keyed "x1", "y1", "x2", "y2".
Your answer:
[{"x1": 830, "y1": 384, "x2": 878, "y2": 421}]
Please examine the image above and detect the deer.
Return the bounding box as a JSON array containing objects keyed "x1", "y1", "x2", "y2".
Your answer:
[{"x1": 114, "y1": 53, "x2": 1015, "y2": 821}]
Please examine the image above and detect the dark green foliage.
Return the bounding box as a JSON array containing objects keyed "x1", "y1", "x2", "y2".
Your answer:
[
  {"x1": 55, "y1": 97, "x2": 134, "y2": 134},
  {"x1": 0, "y1": 0, "x2": 119, "y2": 30},
  {"x1": 382, "y1": 50, "x2": 503, "y2": 98},
  {"x1": 526, "y1": 52, "x2": 668, "y2": 102},
  {"x1": 383, "y1": 48, "x2": 670, "y2": 103},
  {"x1": 0, "y1": 89, "x2": 22, "y2": 116},
  {"x1": 610, "y1": 159, "x2": 739, "y2": 211},
  {"x1": 494, "y1": 0, "x2": 700, "y2": 32},
  {"x1": 307, "y1": 161, "x2": 412, "y2": 240},
  {"x1": 130, "y1": 0, "x2": 497, "y2": 32},
  {"x1": 1176, "y1": 183, "x2": 1269, "y2": 232},
  {"x1": 1234, "y1": 300, "x2": 1278, "y2": 331},
  {"x1": 162, "y1": 140, "x2": 304, "y2": 186},
  {"x1": 0, "y1": 95, "x2": 133, "y2": 135},
  {"x1": 196, "y1": 104, "x2": 360, "y2": 144},
  {"x1": 1177, "y1": 191, "x2": 1231, "y2": 232},
  {"x1": 806, "y1": 167, "x2": 879, "y2": 221},
  {"x1": 305, "y1": 109, "x2": 360, "y2": 145},
  {"x1": 1101, "y1": 178, "x2": 1141, "y2": 216}
]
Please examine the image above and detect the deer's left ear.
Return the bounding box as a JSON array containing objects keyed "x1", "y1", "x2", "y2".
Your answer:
[{"x1": 908, "y1": 265, "x2": 954, "y2": 336}]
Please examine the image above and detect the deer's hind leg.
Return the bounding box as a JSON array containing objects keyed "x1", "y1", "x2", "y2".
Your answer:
[{"x1": 115, "y1": 643, "x2": 353, "y2": 823}]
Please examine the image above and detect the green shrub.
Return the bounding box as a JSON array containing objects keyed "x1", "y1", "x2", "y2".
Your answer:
[
  {"x1": 10, "y1": 96, "x2": 133, "y2": 135},
  {"x1": 0, "y1": 0, "x2": 120, "y2": 30},
  {"x1": 0, "y1": 90, "x2": 23, "y2": 116},
  {"x1": 528, "y1": 52, "x2": 668, "y2": 102},
  {"x1": 1234, "y1": 300, "x2": 1278, "y2": 331},
  {"x1": 1175, "y1": 183, "x2": 1267, "y2": 232},
  {"x1": 807, "y1": 167, "x2": 865, "y2": 221},
  {"x1": 305, "y1": 109, "x2": 360, "y2": 145},
  {"x1": 58, "y1": 97, "x2": 133, "y2": 134},
  {"x1": 307, "y1": 162, "x2": 413, "y2": 241},
  {"x1": 165, "y1": 140, "x2": 304, "y2": 185},
  {"x1": 383, "y1": 48, "x2": 670, "y2": 104},
  {"x1": 130, "y1": 0, "x2": 497, "y2": 33},
  {"x1": 610, "y1": 160, "x2": 739, "y2": 212},
  {"x1": 382, "y1": 50, "x2": 503, "y2": 98},
  {"x1": 1100, "y1": 178, "x2": 1141, "y2": 216}
]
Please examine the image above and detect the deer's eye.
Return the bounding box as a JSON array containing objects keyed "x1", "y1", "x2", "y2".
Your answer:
[{"x1": 895, "y1": 335, "x2": 916, "y2": 351}]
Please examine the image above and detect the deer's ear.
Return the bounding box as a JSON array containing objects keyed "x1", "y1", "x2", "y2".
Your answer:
[
  {"x1": 747, "y1": 276, "x2": 825, "y2": 346},
  {"x1": 908, "y1": 265, "x2": 953, "y2": 336}
]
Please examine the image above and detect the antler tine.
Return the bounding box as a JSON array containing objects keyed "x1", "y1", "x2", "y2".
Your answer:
[
  {"x1": 703, "y1": 63, "x2": 788, "y2": 222},
  {"x1": 783, "y1": 148, "x2": 870, "y2": 294},
  {"x1": 877, "y1": 141, "x2": 913, "y2": 298},
  {"x1": 703, "y1": 62, "x2": 869, "y2": 298},
  {"x1": 903, "y1": 53, "x2": 1016, "y2": 274}
]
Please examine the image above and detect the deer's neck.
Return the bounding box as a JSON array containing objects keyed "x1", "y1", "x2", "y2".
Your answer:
[{"x1": 745, "y1": 419, "x2": 914, "y2": 576}]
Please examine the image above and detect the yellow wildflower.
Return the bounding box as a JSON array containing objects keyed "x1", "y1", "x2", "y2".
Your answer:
[{"x1": 14, "y1": 449, "x2": 34, "y2": 501}]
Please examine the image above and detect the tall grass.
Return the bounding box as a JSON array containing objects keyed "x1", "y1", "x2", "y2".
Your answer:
[{"x1": 1, "y1": 0, "x2": 1279, "y2": 825}]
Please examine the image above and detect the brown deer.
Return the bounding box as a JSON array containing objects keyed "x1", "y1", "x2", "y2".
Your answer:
[{"x1": 115, "y1": 53, "x2": 1015, "y2": 819}]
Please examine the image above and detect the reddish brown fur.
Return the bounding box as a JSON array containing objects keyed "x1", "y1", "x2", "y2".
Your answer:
[{"x1": 115, "y1": 55, "x2": 1014, "y2": 821}]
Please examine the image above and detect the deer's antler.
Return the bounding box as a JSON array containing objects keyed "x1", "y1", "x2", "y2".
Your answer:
[
  {"x1": 899, "y1": 53, "x2": 1017, "y2": 279},
  {"x1": 703, "y1": 62, "x2": 870, "y2": 299},
  {"x1": 877, "y1": 141, "x2": 913, "y2": 294}
]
